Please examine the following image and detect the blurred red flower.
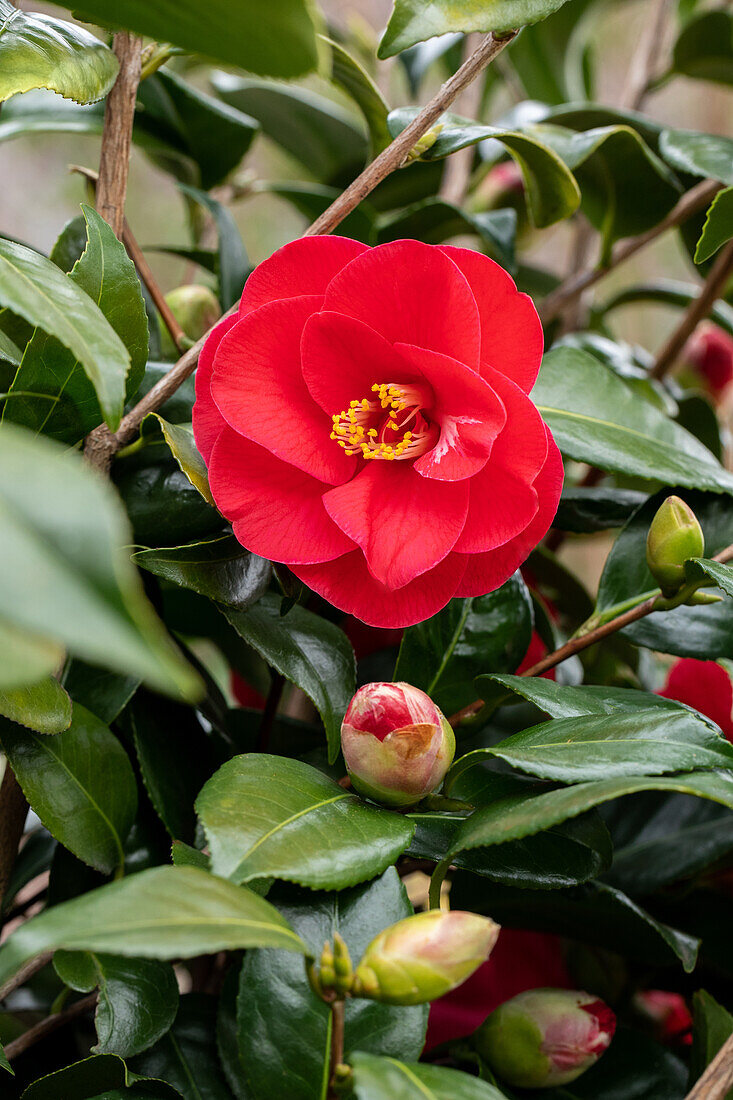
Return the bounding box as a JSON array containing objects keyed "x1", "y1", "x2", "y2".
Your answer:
[
  {"x1": 658, "y1": 657, "x2": 733, "y2": 742},
  {"x1": 194, "y1": 237, "x2": 562, "y2": 628},
  {"x1": 683, "y1": 322, "x2": 733, "y2": 399}
]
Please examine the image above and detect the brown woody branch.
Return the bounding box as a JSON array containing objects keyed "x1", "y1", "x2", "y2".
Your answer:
[
  {"x1": 650, "y1": 238, "x2": 733, "y2": 379},
  {"x1": 0, "y1": 767, "x2": 27, "y2": 912},
  {"x1": 685, "y1": 1031, "x2": 733, "y2": 1100},
  {"x1": 4, "y1": 992, "x2": 98, "y2": 1062},
  {"x1": 95, "y1": 33, "x2": 142, "y2": 239},
  {"x1": 619, "y1": 0, "x2": 674, "y2": 111},
  {"x1": 539, "y1": 178, "x2": 722, "y2": 324}
]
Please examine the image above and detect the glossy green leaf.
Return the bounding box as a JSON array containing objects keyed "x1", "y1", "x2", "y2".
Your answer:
[
  {"x1": 659, "y1": 129, "x2": 733, "y2": 185},
  {"x1": 55, "y1": 950, "x2": 178, "y2": 1059},
  {"x1": 237, "y1": 870, "x2": 427, "y2": 1100},
  {"x1": 530, "y1": 123, "x2": 680, "y2": 248},
  {"x1": 378, "y1": 0, "x2": 573, "y2": 57},
  {"x1": 0, "y1": 865, "x2": 306, "y2": 990},
  {"x1": 0, "y1": 674, "x2": 71, "y2": 734},
  {"x1": 0, "y1": 426, "x2": 200, "y2": 698},
  {"x1": 178, "y1": 184, "x2": 249, "y2": 309},
  {"x1": 695, "y1": 186, "x2": 733, "y2": 262},
  {"x1": 225, "y1": 594, "x2": 355, "y2": 764},
  {"x1": 196, "y1": 754, "x2": 415, "y2": 890},
  {"x1": 0, "y1": 326, "x2": 21, "y2": 366},
  {"x1": 690, "y1": 991, "x2": 733, "y2": 1096},
  {"x1": 0, "y1": 236, "x2": 130, "y2": 431},
  {"x1": 212, "y1": 72, "x2": 368, "y2": 187},
  {"x1": 0, "y1": 1042, "x2": 11, "y2": 1076},
  {"x1": 601, "y1": 279, "x2": 733, "y2": 338},
  {"x1": 130, "y1": 993, "x2": 232, "y2": 1100},
  {"x1": 685, "y1": 557, "x2": 733, "y2": 598},
  {"x1": 596, "y1": 489, "x2": 733, "y2": 658},
  {"x1": 378, "y1": 199, "x2": 517, "y2": 272},
  {"x1": 133, "y1": 536, "x2": 271, "y2": 613},
  {"x1": 144, "y1": 415, "x2": 214, "y2": 505},
  {"x1": 350, "y1": 1051, "x2": 508, "y2": 1099},
  {"x1": 115, "y1": 460, "x2": 221, "y2": 550},
  {"x1": 137, "y1": 69, "x2": 258, "y2": 191},
  {"x1": 66, "y1": 0, "x2": 320, "y2": 78},
  {"x1": 532, "y1": 348, "x2": 733, "y2": 492},
  {"x1": 554, "y1": 487, "x2": 647, "y2": 533},
  {"x1": 4, "y1": 206, "x2": 148, "y2": 442},
  {"x1": 325, "y1": 35, "x2": 391, "y2": 156},
  {"x1": 0, "y1": 0, "x2": 118, "y2": 104},
  {"x1": 387, "y1": 108, "x2": 579, "y2": 227},
  {"x1": 61, "y1": 660, "x2": 139, "y2": 725},
  {"x1": 671, "y1": 8, "x2": 733, "y2": 86},
  {"x1": 1, "y1": 703, "x2": 137, "y2": 874},
  {"x1": 20, "y1": 1053, "x2": 181, "y2": 1099},
  {"x1": 452, "y1": 873, "x2": 700, "y2": 972},
  {"x1": 394, "y1": 573, "x2": 533, "y2": 718}
]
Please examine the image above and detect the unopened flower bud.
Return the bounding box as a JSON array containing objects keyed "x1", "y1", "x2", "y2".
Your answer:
[
  {"x1": 683, "y1": 321, "x2": 733, "y2": 399},
  {"x1": 352, "y1": 910, "x2": 499, "y2": 1006},
  {"x1": 474, "y1": 988, "x2": 616, "y2": 1088},
  {"x1": 646, "y1": 496, "x2": 704, "y2": 597},
  {"x1": 160, "y1": 285, "x2": 221, "y2": 357},
  {"x1": 332, "y1": 933, "x2": 354, "y2": 994},
  {"x1": 341, "y1": 682, "x2": 455, "y2": 808},
  {"x1": 319, "y1": 941, "x2": 336, "y2": 990},
  {"x1": 404, "y1": 124, "x2": 443, "y2": 164}
]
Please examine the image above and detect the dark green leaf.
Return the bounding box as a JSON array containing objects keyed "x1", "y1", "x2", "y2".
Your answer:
[
  {"x1": 685, "y1": 557, "x2": 733, "y2": 598},
  {"x1": 690, "y1": 991, "x2": 733, "y2": 1097},
  {"x1": 20, "y1": 1053, "x2": 181, "y2": 1099},
  {"x1": 596, "y1": 489, "x2": 733, "y2": 658},
  {"x1": 394, "y1": 573, "x2": 533, "y2": 718},
  {"x1": 61, "y1": 660, "x2": 139, "y2": 725},
  {"x1": 0, "y1": 865, "x2": 307, "y2": 990},
  {"x1": 115, "y1": 460, "x2": 221, "y2": 549},
  {"x1": 378, "y1": 199, "x2": 517, "y2": 272},
  {"x1": 259, "y1": 181, "x2": 376, "y2": 244},
  {"x1": 378, "y1": 0, "x2": 574, "y2": 57},
  {"x1": 143, "y1": 415, "x2": 213, "y2": 504},
  {"x1": 1, "y1": 703, "x2": 137, "y2": 874},
  {"x1": 55, "y1": 950, "x2": 178, "y2": 1059},
  {"x1": 134, "y1": 536, "x2": 271, "y2": 613},
  {"x1": 532, "y1": 348, "x2": 733, "y2": 492},
  {"x1": 178, "y1": 184, "x2": 249, "y2": 309},
  {"x1": 695, "y1": 186, "x2": 733, "y2": 262},
  {"x1": 0, "y1": 1041, "x2": 11, "y2": 1075},
  {"x1": 225, "y1": 594, "x2": 355, "y2": 764},
  {"x1": 0, "y1": 674, "x2": 71, "y2": 734},
  {"x1": 387, "y1": 108, "x2": 580, "y2": 228},
  {"x1": 325, "y1": 35, "x2": 391, "y2": 156},
  {"x1": 66, "y1": 0, "x2": 320, "y2": 78},
  {"x1": 659, "y1": 129, "x2": 733, "y2": 185},
  {"x1": 212, "y1": 73, "x2": 368, "y2": 187},
  {"x1": 237, "y1": 870, "x2": 427, "y2": 1100},
  {"x1": 0, "y1": 235, "x2": 130, "y2": 431},
  {"x1": 350, "y1": 1051, "x2": 508, "y2": 1099},
  {"x1": 0, "y1": 0, "x2": 118, "y2": 104},
  {"x1": 4, "y1": 206, "x2": 148, "y2": 442},
  {"x1": 601, "y1": 279, "x2": 733, "y2": 338},
  {"x1": 554, "y1": 487, "x2": 647, "y2": 533},
  {"x1": 671, "y1": 9, "x2": 733, "y2": 86},
  {"x1": 196, "y1": 754, "x2": 415, "y2": 890},
  {"x1": 0, "y1": 426, "x2": 200, "y2": 698},
  {"x1": 130, "y1": 994, "x2": 232, "y2": 1100}
]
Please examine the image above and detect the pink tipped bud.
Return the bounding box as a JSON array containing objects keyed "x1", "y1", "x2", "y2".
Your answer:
[
  {"x1": 353, "y1": 910, "x2": 500, "y2": 1006},
  {"x1": 475, "y1": 988, "x2": 616, "y2": 1088},
  {"x1": 683, "y1": 322, "x2": 733, "y2": 399},
  {"x1": 341, "y1": 682, "x2": 455, "y2": 807}
]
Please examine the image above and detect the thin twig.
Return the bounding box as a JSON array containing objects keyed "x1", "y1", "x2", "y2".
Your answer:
[
  {"x1": 539, "y1": 179, "x2": 722, "y2": 324},
  {"x1": 438, "y1": 33, "x2": 485, "y2": 206},
  {"x1": 95, "y1": 33, "x2": 142, "y2": 239},
  {"x1": 0, "y1": 952, "x2": 54, "y2": 1003},
  {"x1": 449, "y1": 540, "x2": 733, "y2": 725},
  {"x1": 83, "y1": 30, "x2": 518, "y2": 465},
  {"x1": 0, "y1": 768, "x2": 27, "y2": 912},
  {"x1": 650, "y1": 239, "x2": 733, "y2": 379},
  {"x1": 685, "y1": 1031, "x2": 733, "y2": 1099},
  {"x1": 305, "y1": 30, "x2": 518, "y2": 236},
  {"x1": 619, "y1": 0, "x2": 674, "y2": 111},
  {"x1": 4, "y1": 992, "x2": 98, "y2": 1061}
]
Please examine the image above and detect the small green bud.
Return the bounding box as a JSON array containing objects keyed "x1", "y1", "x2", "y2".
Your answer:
[
  {"x1": 404, "y1": 124, "x2": 443, "y2": 164},
  {"x1": 332, "y1": 933, "x2": 354, "y2": 994},
  {"x1": 474, "y1": 988, "x2": 616, "y2": 1089},
  {"x1": 319, "y1": 941, "x2": 336, "y2": 990},
  {"x1": 159, "y1": 285, "x2": 221, "y2": 358},
  {"x1": 646, "y1": 496, "x2": 704, "y2": 597},
  {"x1": 352, "y1": 910, "x2": 499, "y2": 1006}
]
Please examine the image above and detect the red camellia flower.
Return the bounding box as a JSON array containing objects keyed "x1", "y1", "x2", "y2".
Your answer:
[
  {"x1": 659, "y1": 657, "x2": 733, "y2": 742},
  {"x1": 194, "y1": 237, "x2": 562, "y2": 627},
  {"x1": 683, "y1": 321, "x2": 733, "y2": 399}
]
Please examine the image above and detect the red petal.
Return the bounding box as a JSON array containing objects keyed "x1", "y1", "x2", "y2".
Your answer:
[
  {"x1": 301, "y1": 311, "x2": 422, "y2": 416},
  {"x1": 211, "y1": 296, "x2": 356, "y2": 486},
  {"x1": 395, "y1": 343, "x2": 506, "y2": 481},
  {"x1": 485, "y1": 365, "x2": 549, "y2": 482},
  {"x1": 455, "y1": 431, "x2": 563, "y2": 595},
  {"x1": 660, "y1": 658, "x2": 733, "y2": 741},
  {"x1": 324, "y1": 462, "x2": 469, "y2": 589},
  {"x1": 323, "y1": 239, "x2": 481, "y2": 369},
  {"x1": 441, "y1": 245, "x2": 544, "y2": 393},
  {"x1": 291, "y1": 551, "x2": 467, "y2": 628},
  {"x1": 456, "y1": 466, "x2": 539, "y2": 554},
  {"x1": 193, "y1": 313, "x2": 239, "y2": 464},
  {"x1": 209, "y1": 428, "x2": 354, "y2": 564},
  {"x1": 238, "y1": 236, "x2": 368, "y2": 316}
]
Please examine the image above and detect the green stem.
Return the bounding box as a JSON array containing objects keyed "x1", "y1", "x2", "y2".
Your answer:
[{"x1": 429, "y1": 859, "x2": 451, "y2": 911}]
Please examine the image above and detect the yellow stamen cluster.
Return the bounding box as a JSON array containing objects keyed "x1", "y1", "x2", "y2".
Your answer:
[{"x1": 330, "y1": 384, "x2": 418, "y2": 460}]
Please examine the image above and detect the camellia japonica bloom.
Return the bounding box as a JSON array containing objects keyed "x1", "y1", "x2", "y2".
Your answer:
[{"x1": 193, "y1": 237, "x2": 563, "y2": 627}]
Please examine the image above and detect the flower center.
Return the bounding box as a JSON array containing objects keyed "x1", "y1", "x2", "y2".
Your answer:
[{"x1": 330, "y1": 382, "x2": 438, "y2": 461}]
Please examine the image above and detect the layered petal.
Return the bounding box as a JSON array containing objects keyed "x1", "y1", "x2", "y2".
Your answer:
[
  {"x1": 324, "y1": 461, "x2": 469, "y2": 589},
  {"x1": 395, "y1": 343, "x2": 506, "y2": 481},
  {"x1": 291, "y1": 551, "x2": 467, "y2": 629},
  {"x1": 323, "y1": 239, "x2": 482, "y2": 369},
  {"x1": 192, "y1": 312, "x2": 239, "y2": 463},
  {"x1": 484, "y1": 365, "x2": 549, "y2": 481},
  {"x1": 301, "y1": 311, "x2": 422, "y2": 416},
  {"x1": 441, "y1": 245, "x2": 543, "y2": 392},
  {"x1": 211, "y1": 296, "x2": 356, "y2": 485},
  {"x1": 209, "y1": 428, "x2": 354, "y2": 564},
  {"x1": 455, "y1": 466, "x2": 539, "y2": 554},
  {"x1": 238, "y1": 235, "x2": 367, "y2": 317},
  {"x1": 455, "y1": 431, "x2": 563, "y2": 596}
]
